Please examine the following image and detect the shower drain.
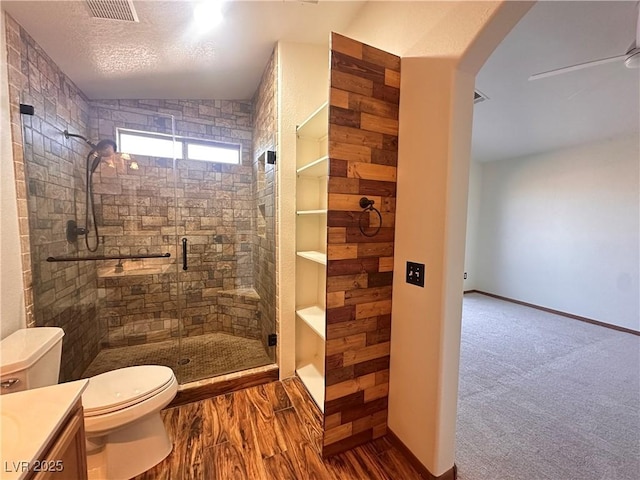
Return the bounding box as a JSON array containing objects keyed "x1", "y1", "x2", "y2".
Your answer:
[{"x1": 177, "y1": 358, "x2": 191, "y2": 365}]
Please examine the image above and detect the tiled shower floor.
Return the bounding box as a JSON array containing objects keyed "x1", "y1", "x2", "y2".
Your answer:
[{"x1": 81, "y1": 332, "x2": 272, "y2": 385}]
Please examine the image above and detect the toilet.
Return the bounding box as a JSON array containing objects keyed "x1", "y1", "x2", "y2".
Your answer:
[{"x1": 0, "y1": 327, "x2": 178, "y2": 480}]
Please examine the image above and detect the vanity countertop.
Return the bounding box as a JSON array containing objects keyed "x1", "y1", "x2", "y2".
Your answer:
[{"x1": 0, "y1": 380, "x2": 88, "y2": 480}]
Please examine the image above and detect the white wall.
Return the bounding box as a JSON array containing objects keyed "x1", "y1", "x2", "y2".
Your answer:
[
  {"x1": 463, "y1": 159, "x2": 482, "y2": 291},
  {"x1": 475, "y1": 134, "x2": 640, "y2": 331},
  {"x1": 390, "y1": 58, "x2": 476, "y2": 475},
  {"x1": 0, "y1": 13, "x2": 27, "y2": 338}
]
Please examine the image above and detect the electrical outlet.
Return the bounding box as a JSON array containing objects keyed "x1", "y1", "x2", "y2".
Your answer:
[
  {"x1": 464, "y1": 272, "x2": 468, "y2": 280},
  {"x1": 406, "y1": 261, "x2": 425, "y2": 287}
]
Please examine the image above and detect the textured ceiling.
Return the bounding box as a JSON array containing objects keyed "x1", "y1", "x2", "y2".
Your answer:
[
  {"x1": 2, "y1": 1, "x2": 638, "y2": 163},
  {"x1": 2, "y1": 0, "x2": 365, "y2": 99}
]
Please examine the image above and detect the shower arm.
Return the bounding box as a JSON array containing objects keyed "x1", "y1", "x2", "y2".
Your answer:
[{"x1": 63, "y1": 129, "x2": 97, "y2": 149}]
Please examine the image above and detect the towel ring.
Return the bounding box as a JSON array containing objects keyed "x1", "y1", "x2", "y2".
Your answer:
[{"x1": 358, "y1": 197, "x2": 382, "y2": 237}]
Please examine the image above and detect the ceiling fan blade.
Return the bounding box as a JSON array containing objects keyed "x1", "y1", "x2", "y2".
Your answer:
[{"x1": 528, "y1": 54, "x2": 627, "y2": 81}]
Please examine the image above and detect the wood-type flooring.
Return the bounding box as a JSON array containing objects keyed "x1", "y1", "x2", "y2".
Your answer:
[{"x1": 133, "y1": 377, "x2": 423, "y2": 480}]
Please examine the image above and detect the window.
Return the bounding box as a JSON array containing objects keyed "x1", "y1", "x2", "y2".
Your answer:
[
  {"x1": 117, "y1": 129, "x2": 241, "y2": 164},
  {"x1": 187, "y1": 142, "x2": 240, "y2": 164}
]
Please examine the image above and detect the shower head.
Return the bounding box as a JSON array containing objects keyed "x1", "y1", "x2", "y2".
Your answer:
[
  {"x1": 64, "y1": 130, "x2": 118, "y2": 158},
  {"x1": 94, "y1": 139, "x2": 118, "y2": 158},
  {"x1": 65, "y1": 130, "x2": 118, "y2": 173},
  {"x1": 89, "y1": 139, "x2": 118, "y2": 174}
]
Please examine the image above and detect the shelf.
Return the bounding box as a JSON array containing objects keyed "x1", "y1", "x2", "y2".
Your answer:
[
  {"x1": 296, "y1": 103, "x2": 328, "y2": 139},
  {"x1": 296, "y1": 209, "x2": 327, "y2": 215},
  {"x1": 297, "y1": 156, "x2": 328, "y2": 177},
  {"x1": 296, "y1": 362, "x2": 325, "y2": 412},
  {"x1": 296, "y1": 251, "x2": 327, "y2": 265},
  {"x1": 295, "y1": 100, "x2": 327, "y2": 419},
  {"x1": 296, "y1": 305, "x2": 326, "y2": 339}
]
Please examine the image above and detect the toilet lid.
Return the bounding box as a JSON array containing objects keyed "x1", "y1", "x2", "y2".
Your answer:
[{"x1": 83, "y1": 365, "x2": 175, "y2": 416}]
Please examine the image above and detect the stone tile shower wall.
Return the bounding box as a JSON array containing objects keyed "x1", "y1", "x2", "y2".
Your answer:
[
  {"x1": 4, "y1": 14, "x2": 101, "y2": 381},
  {"x1": 5, "y1": 13, "x2": 277, "y2": 374},
  {"x1": 252, "y1": 50, "x2": 278, "y2": 354},
  {"x1": 90, "y1": 99, "x2": 263, "y2": 346}
]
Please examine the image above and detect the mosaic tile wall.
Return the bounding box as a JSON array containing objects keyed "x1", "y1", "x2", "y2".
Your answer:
[
  {"x1": 252, "y1": 50, "x2": 278, "y2": 354},
  {"x1": 4, "y1": 13, "x2": 102, "y2": 382}
]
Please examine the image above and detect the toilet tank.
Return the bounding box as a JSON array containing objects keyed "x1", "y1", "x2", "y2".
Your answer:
[{"x1": 0, "y1": 327, "x2": 64, "y2": 394}]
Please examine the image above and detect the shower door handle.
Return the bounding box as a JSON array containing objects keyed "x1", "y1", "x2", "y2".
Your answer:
[{"x1": 182, "y1": 237, "x2": 188, "y2": 271}]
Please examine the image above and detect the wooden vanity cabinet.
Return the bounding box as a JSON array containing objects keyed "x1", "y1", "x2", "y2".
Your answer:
[{"x1": 30, "y1": 400, "x2": 87, "y2": 480}]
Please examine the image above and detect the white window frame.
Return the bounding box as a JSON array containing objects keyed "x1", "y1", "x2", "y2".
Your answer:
[{"x1": 117, "y1": 128, "x2": 241, "y2": 164}]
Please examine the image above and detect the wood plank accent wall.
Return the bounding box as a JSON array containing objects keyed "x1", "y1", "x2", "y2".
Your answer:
[{"x1": 323, "y1": 32, "x2": 400, "y2": 457}]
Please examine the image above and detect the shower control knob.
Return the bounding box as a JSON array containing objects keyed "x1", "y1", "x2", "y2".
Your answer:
[{"x1": 66, "y1": 220, "x2": 87, "y2": 243}]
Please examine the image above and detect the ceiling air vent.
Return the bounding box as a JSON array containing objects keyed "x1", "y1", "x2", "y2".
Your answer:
[
  {"x1": 85, "y1": 0, "x2": 139, "y2": 22},
  {"x1": 474, "y1": 89, "x2": 489, "y2": 104}
]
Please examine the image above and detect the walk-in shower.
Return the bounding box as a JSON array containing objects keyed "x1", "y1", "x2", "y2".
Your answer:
[
  {"x1": 19, "y1": 101, "x2": 276, "y2": 387},
  {"x1": 7, "y1": 13, "x2": 278, "y2": 396}
]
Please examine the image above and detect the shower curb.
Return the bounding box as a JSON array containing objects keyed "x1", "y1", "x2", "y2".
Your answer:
[{"x1": 169, "y1": 363, "x2": 279, "y2": 407}]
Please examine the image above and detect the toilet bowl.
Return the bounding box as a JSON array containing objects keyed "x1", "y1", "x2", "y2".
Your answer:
[
  {"x1": 82, "y1": 365, "x2": 178, "y2": 480},
  {"x1": 0, "y1": 328, "x2": 178, "y2": 480}
]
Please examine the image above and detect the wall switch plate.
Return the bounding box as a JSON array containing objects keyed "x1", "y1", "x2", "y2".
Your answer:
[{"x1": 406, "y1": 261, "x2": 425, "y2": 287}]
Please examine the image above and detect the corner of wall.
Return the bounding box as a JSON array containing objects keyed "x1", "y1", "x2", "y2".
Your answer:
[
  {"x1": 463, "y1": 159, "x2": 483, "y2": 291},
  {"x1": 0, "y1": 12, "x2": 27, "y2": 338}
]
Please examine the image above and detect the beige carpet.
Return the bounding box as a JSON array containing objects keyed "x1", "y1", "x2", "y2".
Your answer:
[
  {"x1": 82, "y1": 332, "x2": 272, "y2": 385},
  {"x1": 457, "y1": 293, "x2": 640, "y2": 480}
]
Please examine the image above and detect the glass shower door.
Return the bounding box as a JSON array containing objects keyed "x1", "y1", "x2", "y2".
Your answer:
[
  {"x1": 85, "y1": 113, "x2": 183, "y2": 378},
  {"x1": 173, "y1": 137, "x2": 275, "y2": 384}
]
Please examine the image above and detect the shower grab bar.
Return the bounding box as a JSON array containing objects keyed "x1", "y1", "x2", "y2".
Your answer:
[{"x1": 46, "y1": 253, "x2": 171, "y2": 262}]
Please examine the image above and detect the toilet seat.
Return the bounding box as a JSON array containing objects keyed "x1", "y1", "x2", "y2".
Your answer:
[
  {"x1": 83, "y1": 365, "x2": 175, "y2": 416},
  {"x1": 82, "y1": 366, "x2": 178, "y2": 436}
]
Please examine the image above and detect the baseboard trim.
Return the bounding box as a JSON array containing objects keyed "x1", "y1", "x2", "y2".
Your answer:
[
  {"x1": 386, "y1": 429, "x2": 457, "y2": 480},
  {"x1": 469, "y1": 291, "x2": 639, "y2": 336}
]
